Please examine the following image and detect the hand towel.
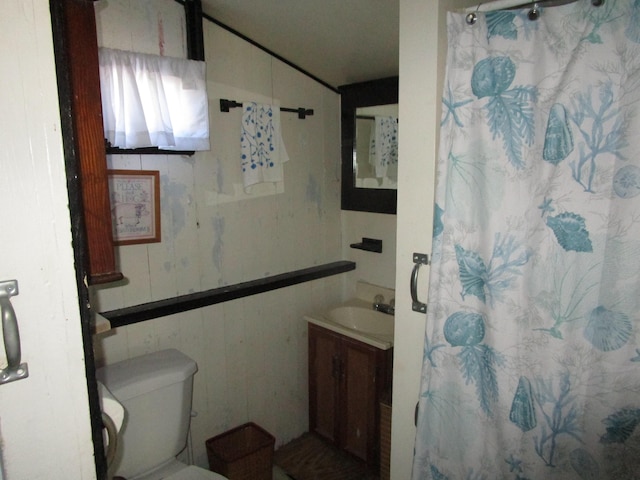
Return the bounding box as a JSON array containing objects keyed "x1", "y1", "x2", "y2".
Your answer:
[
  {"x1": 240, "y1": 102, "x2": 289, "y2": 190},
  {"x1": 369, "y1": 115, "x2": 398, "y2": 179}
]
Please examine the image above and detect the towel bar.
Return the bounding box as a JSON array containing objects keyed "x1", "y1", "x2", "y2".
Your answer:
[{"x1": 219, "y1": 98, "x2": 314, "y2": 119}]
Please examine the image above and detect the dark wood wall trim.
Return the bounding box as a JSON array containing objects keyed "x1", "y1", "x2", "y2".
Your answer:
[
  {"x1": 184, "y1": 0, "x2": 205, "y2": 61},
  {"x1": 174, "y1": 0, "x2": 339, "y2": 92},
  {"x1": 105, "y1": 144, "x2": 195, "y2": 156},
  {"x1": 340, "y1": 76, "x2": 398, "y2": 215},
  {"x1": 199, "y1": 12, "x2": 340, "y2": 93},
  {"x1": 101, "y1": 261, "x2": 355, "y2": 328}
]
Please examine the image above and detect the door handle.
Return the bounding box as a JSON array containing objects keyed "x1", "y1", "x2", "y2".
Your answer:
[
  {"x1": 0, "y1": 280, "x2": 29, "y2": 385},
  {"x1": 411, "y1": 253, "x2": 429, "y2": 313}
]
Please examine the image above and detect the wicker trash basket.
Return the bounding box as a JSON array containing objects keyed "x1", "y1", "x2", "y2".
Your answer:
[{"x1": 205, "y1": 422, "x2": 275, "y2": 480}]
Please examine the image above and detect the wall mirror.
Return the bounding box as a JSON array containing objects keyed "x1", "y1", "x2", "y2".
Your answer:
[{"x1": 340, "y1": 76, "x2": 398, "y2": 214}]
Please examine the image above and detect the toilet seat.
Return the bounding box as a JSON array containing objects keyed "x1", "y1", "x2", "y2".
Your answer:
[{"x1": 129, "y1": 460, "x2": 228, "y2": 480}]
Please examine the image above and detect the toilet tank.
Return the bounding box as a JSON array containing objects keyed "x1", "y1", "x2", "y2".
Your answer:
[{"x1": 96, "y1": 349, "x2": 198, "y2": 479}]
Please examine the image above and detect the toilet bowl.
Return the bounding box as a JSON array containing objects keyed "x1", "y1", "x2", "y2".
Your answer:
[{"x1": 97, "y1": 349, "x2": 227, "y2": 480}]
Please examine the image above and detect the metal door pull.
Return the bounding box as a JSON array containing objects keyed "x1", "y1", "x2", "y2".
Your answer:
[
  {"x1": 0, "y1": 280, "x2": 29, "y2": 385},
  {"x1": 411, "y1": 253, "x2": 429, "y2": 313}
]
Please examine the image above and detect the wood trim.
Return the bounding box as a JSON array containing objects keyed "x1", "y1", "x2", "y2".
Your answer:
[
  {"x1": 100, "y1": 261, "x2": 355, "y2": 328},
  {"x1": 105, "y1": 145, "x2": 195, "y2": 156},
  {"x1": 339, "y1": 77, "x2": 398, "y2": 214},
  {"x1": 60, "y1": 0, "x2": 123, "y2": 285},
  {"x1": 184, "y1": 0, "x2": 205, "y2": 61},
  {"x1": 200, "y1": 11, "x2": 339, "y2": 93}
]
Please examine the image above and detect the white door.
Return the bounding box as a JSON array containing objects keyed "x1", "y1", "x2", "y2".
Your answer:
[
  {"x1": 0, "y1": 1, "x2": 96, "y2": 478},
  {"x1": 391, "y1": 0, "x2": 474, "y2": 477}
]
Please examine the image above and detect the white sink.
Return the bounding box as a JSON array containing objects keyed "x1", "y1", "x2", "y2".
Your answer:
[
  {"x1": 328, "y1": 305, "x2": 394, "y2": 335},
  {"x1": 305, "y1": 298, "x2": 394, "y2": 350}
]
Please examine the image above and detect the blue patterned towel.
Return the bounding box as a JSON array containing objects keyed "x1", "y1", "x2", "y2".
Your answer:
[
  {"x1": 369, "y1": 115, "x2": 398, "y2": 178},
  {"x1": 240, "y1": 102, "x2": 289, "y2": 189}
]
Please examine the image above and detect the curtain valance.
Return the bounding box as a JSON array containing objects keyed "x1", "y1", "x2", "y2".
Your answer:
[{"x1": 99, "y1": 48, "x2": 209, "y2": 151}]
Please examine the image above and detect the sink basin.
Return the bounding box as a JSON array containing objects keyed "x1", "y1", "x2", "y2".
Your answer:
[
  {"x1": 305, "y1": 298, "x2": 394, "y2": 350},
  {"x1": 328, "y1": 306, "x2": 394, "y2": 335}
]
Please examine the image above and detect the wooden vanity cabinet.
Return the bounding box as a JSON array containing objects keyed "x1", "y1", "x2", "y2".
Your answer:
[{"x1": 308, "y1": 323, "x2": 393, "y2": 467}]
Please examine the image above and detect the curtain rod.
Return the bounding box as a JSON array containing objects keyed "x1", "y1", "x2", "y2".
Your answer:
[
  {"x1": 464, "y1": 0, "x2": 602, "y2": 14},
  {"x1": 219, "y1": 99, "x2": 314, "y2": 119}
]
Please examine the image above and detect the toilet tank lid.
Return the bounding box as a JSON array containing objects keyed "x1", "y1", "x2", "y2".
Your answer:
[{"x1": 96, "y1": 349, "x2": 198, "y2": 401}]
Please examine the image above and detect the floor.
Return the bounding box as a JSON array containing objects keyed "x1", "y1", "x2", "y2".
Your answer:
[{"x1": 272, "y1": 432, "x2": 379, "y2": 480}]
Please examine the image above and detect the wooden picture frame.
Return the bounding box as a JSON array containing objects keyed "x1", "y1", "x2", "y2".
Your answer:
[{"x1": 107, "y1": 170, "x2": 161, "y2": 245}]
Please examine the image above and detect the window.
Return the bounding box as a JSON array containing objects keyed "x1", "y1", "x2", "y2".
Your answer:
[{"x1": 99, "y1": 48, "x2": 209, "y2": 151}]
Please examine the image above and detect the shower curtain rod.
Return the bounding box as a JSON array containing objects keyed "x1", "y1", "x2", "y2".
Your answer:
[
  {"x1": 219, "y1": 98, "x2": 314, "y2": 119},
  {"x1": 464, "y1": 0, "x2": 602, "y2": 14}
]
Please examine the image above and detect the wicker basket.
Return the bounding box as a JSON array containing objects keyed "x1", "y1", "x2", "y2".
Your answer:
[{"x1": 206, "y1": 422, "x2": 275, "y2": 480}]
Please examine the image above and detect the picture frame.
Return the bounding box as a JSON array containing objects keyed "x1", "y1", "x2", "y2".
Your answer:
[{"x1": 107, "y1": 169, "x2": 161, "y2": 245}]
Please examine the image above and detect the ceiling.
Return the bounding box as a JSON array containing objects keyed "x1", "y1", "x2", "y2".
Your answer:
[{"x1": 200, "y1": 0, "x2": 399, "y2": 89}]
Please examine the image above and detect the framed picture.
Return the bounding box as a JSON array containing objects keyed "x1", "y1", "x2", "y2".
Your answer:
[{"x1": 107, "y1": 169, "x2": 161, "y2": 245}]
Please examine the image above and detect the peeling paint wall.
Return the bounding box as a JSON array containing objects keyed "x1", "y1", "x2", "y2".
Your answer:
[{"x1": 90, "y1": 0, "x2": 345, "y2": 468}]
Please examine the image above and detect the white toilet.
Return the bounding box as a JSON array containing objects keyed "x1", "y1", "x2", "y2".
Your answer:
[{"x1": 96, "y1": 349, "x2": 227, "y2": 480}]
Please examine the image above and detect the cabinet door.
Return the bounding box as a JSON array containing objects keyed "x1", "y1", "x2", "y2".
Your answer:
[
  {"x1": 340, "y1": 337, "x2": 379, "y2": 463},
  {"x1": 308, "y1": 324, "x2": 341, "y2": 443}
]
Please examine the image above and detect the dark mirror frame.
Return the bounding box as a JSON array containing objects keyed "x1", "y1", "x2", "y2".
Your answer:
[{"x1": 339, "y1": 76, "x2": 399, "y2": 215}]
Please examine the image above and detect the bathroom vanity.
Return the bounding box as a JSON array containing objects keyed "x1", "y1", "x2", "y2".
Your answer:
[
  {"x1": 308, "y1": 324, "x2": 392, "y2": 465},
  {"x1": 306, "y1": 283, "x2": 394, "y2": 468}
]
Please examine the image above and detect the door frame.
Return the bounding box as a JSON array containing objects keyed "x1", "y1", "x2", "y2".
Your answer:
[{"x1": 49, "y1": 1, "x2": 108, "y2": 477}]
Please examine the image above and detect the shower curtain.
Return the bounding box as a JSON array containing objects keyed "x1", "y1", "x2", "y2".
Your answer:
[{"x1": 412, "y1": 0, "x2": 640, "y2": 478}]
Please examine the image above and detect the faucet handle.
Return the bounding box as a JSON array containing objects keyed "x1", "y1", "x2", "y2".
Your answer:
[{"x1": 374, "y1": 294, "x2": 385, "y2": 304}]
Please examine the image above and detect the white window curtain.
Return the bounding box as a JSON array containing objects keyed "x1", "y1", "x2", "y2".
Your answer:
[{"x1": 98, "y1": 48, "x2": 210, "y2": 151}]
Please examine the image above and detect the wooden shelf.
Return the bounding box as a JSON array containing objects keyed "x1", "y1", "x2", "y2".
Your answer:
[{"x1": 99, "y1": 261, "x2": 355, "y2": 328}]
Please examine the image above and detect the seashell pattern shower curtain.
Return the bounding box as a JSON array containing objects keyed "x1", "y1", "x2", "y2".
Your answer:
[{"x1": 412, "y1": 0, "x2": 640, "y2": 478}]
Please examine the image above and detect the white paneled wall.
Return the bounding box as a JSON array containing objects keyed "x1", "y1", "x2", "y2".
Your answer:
[
  {"x1": 90, "y1": 0, "x2": 346, "y2": 468},
  {"x1": 342, "y1": 211, "x2": 397, "y2": 294}
]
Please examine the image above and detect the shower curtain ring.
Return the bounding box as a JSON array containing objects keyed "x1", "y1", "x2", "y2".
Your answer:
[{"x1": 466, "y1": 3, "x2": 481, "y2": 25}]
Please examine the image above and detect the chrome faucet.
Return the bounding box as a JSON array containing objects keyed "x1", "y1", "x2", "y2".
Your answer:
[{"x1": 373, "y1": 294, "x2": 395, "y2": 315}]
